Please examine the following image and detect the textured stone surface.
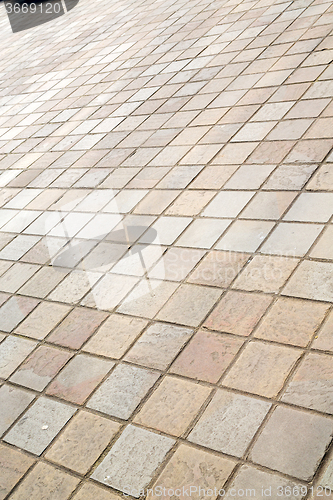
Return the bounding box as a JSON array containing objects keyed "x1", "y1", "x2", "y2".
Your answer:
[
  {"x1": 171, "y1": 330, "x2": 243, "y2": 383},
  {"x1": 0, "y1": 385, "x2": 35, "y2": 436},
  {"x1": 0, "y1": 336, "x2": 37, "y2": 379},
  {"x1": 225, "y1": 465, "x2": 304, "y2": 500},
  {"x1": 46, "y1": 354, "x2": 113, "y2": 404},
  {"x1": 4, "y1": 397, "x2": 76, "y2": 455},
  {"x1": 135, "y1": 376, "x2": 211, "y2": 436},
  {"x1": 282, "y1": 353, "x2": 333, "y2": 414},
  {"x1": 156, "y1": 284, "x2": 222, "y2": 327},
  {"x1": 72, "y1": 483, "x2": 123, "y2": 500},
  {"x1": 92, "y1": 425, "x2": 175, "y2": 496},
  {"x1": 223, "y1": 342, "x2": 300, "y2": 397},
  {"x1": 88, "y1": 364, "x2": 159, "y2": 418},
  {"x1": 189, "y1": 390, "x2": 271, "y2": 457},
  {"x1": 255, "y1": 297, "x2": 329, "y2": 347},
  {"x1": 204, "y1": 291, "x2": 272, "y2": 336},
  {"x1": 7, "y1": 462, "x2": 79, "y2": 500},
  {"x1": 250, "y1": 406, "x2": 333, "y2": 480},
  {"x1": 10, "y1": 346, "x2": 72, "y2": 391},
  {"x1": 47, "y1": 307, "x2": 108, "y2": 348},
  {"x1": 312, "y1": 310, "x2": 333, "y2": 352},
  {"x1": 15, "y1": 302, "x2": 71, "y2": 339},
  {"x1": 283, "y1": 261, "x2": 333, "y2": 302},
  {"x1": 187, "y1": 251, "x2": 249, "y2": 287},
  {"x1": 84, "y1": 314, "x2": 148, "y2": 358},
  {"x1": 0, "y1": 444, "x2": 34, "y2": 500},
  {"x1": 125, "y1": 322, "x2": 193, "y2": 370},
  {"x1": 45, "y1": 411, "x2": 120, "y2": 474},
  {"x1": 149, "y1": 444, "x2": 236, "y2": 500}
]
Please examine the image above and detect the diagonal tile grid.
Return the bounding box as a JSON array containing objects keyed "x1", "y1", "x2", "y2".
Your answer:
[{"x1": 0, "y1": 0, "x2": 333, "y2": 497}]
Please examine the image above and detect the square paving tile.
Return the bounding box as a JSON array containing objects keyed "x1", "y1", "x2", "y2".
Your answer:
[
  {"x1": 0, "y1": 336, "x2": 37, "y2": 379},
  {"x1": 264, "y1": 164, "x2": 318, "y2": 190},
  {"x1": 125, "y1": 322, "x2": 193, "y2": 370},
  {"x1": 310, "y1": 226, "x2": 333, "y2": 260},
  {"x1": 46, "y1": 354, "x2": 113, "y2": 404},
  {"x1": 149, "y1": 247, "x2": 205, "y2": 282},
  {"x1": 283, "y1": 261, "x2": 333, "y2": 302},
  {"x1": 260, "y1": 222, "x2": 323, "y2": 257},
  {"x1": 202, "y1": 191, "x2": 255, "y2": 218},
  {"x1": 175, "y1": 219, "x2": 232, "y2": 249},
  {"x1": 233, "y1": 255, "x2": 299, "y2": 293},
  {"x1": 255, "y1": 297, "x2": 329, "y2": 347},
  {"x1": 45, "y1": 410, "x2": 120, "y2": 474},
  {"x1": 171, "y1": 330, "x2": 244, "y2": 383},
  {"x1": 282, "y1": 353, "x2": 333, "y2": 414},
  {"x1": 188, "y1": 389, "x2": 271, "y2": 457},
  {"x1": 240, "y1": 191, "x2": 297, "y2": 220},
  {"x1": 10, "y1": 346, "x2": 72, "y2": 391},
  {"x1": 87, "y1": 364, "x2": 159, "y2": 419},
  {"x1": 0, "y1": 296, "x2": 39, "y2": 333},
  {"x1": 118, "y1": 279, "x2": 179, "y2": 318},
  {"x1": 15, "y1": 302, "x2": 71, "y2": 340},
  {"x1": 148, "y1": 444, "x2": 236, "y2": 500},
  {"x1": 0, "y1": 385, "x2": 35, "y2": 437},
  {"x1": 157, "y1": 284, "x2": 222, "y2": 327},
  {"x1": 4, "y1": 397, "x2": 76, "y2": 455},
  {"x1": 0, "y1": 444, "x2": 35, "y2": 500},
  {"x1": 204, "y1": 291, "x2": 272, "y2": 336},
  {"x1": 250, "y1": 406, "x2": 333, "y2": 480},
  {"x1": 223, "y1": 341, "x2": 301, "y2": 398},
  {"x1": 83, "y1": 313, "x2": 147, "y2": 359},
  {"x1": 187, "y1": 251, "x2": 249, "y2": 288},
  {"x1": 7, "y1": 462, "x2": 79, "y2": 500},
  {"x1": 216, "y1": 220, "x2": 274, "y2": 253},
  {"x1": 47, "y1": 307, "x2": 108, "y2": 348},
  {"x1": 135, "y1": 376, "x2": 211, "y2": 436},
  {"x1": 92, "y1": 425, "x2": 175, "y2": 496},
  {"x1": 283, "y1": 193, "x2": 333, "y2": 222},
  {"x1": 225, "y1": 465, "x2": 305, "y2": 500}
]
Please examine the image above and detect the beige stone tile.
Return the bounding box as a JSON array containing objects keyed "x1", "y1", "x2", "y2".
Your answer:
[{"x1": 134, "y1": 376, "x2": 211, "y2": 436}]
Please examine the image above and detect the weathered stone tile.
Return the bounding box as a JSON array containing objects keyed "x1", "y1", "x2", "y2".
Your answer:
[
  {"x1": 148, "y1": 444, "x2": 236, "y2": 500},
  {"x1": 250, "y1": 406, "x2": 333, "y2": 480},
  {"x1": 46, "y1": 354, "x2": 113, "y2": 404},
  {"x1": 282, "y1": 353, "x2": 333, "y2": 414},
  {"x1": 7, "y1": 462, "x2": 79, "y2": 500},
  {"x1": 224, "y1": 465, "x2": 304, "y2": 500},
  {"x1": 135, "y1": 376, "x2": 211, "y2": 436},
  {"x1": 204, "y1": 291, "x2": 272, "y2": 336},
  {"x1": 92, "y1": 425, "x2": 175, "y2": 496},
  {"x1": 171, "y1": 330, "x2": 243, "y2": 383},
  {"x1": 15, "y1": 302, "x2": 71, "y2": 339},
  {"x1": 125, "y1": 322, "x2": 193, "y2": 370},
  {"x1": 0, "y1": 336, "x2": 37, "y2": 379},
  {"x1": 84, "y1": 314, "x2": 148, "y2": 358},
  {"x1": 233, "y1": 255, "x2": 299, "y2": 293},
  {"x1": 87, "y1": 364, "x2": 159, "y2": 419},
  {"x1": 10, "y1": 346, "x2": 72, "y2": 391},
  {"x1": 45, "y1": 411, "x2": 120, "y2": 474},
  {"x1": 0, "y1": 296, "x2": 39, "y2": 333},
  {"x1": 189, "y1": 390, "x2": 271, "y2": 457},
  {"x1": 0, "y1": 444, "x2": 34, "y2": 500},
  {"x1": 0, "y1": 385, "x2": 35, "y2": 436},
  {"x1": 157, "y1": 284, "x2": 221, "y2": 327},
  {"x1": 47, "y1": 307, "x2": 108, "y2": 348},
  {"x1": 4, "y1": 397, "x2": 76, "y2": 455},
  {"x1": 223, "y1": 341, "x2": 300, "y2": 398},
  {"x1": 188, "y1": 251, "x2": 249, "y2": 287},
  {"x1": 255, "y1": 297, "x2": 329, "y2": 347},
  {"x1": 283, "y1": 261, "x2": 333, "y2": 302}
]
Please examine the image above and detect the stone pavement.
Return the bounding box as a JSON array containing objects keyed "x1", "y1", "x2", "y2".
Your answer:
[{"x1": 0, "y1": 0, "x2": 333, "y2": 496}]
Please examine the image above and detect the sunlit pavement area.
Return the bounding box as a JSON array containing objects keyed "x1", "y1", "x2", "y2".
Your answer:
[{"x1": 0, "y1": 0, "x2": 333, "y2": 496}]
